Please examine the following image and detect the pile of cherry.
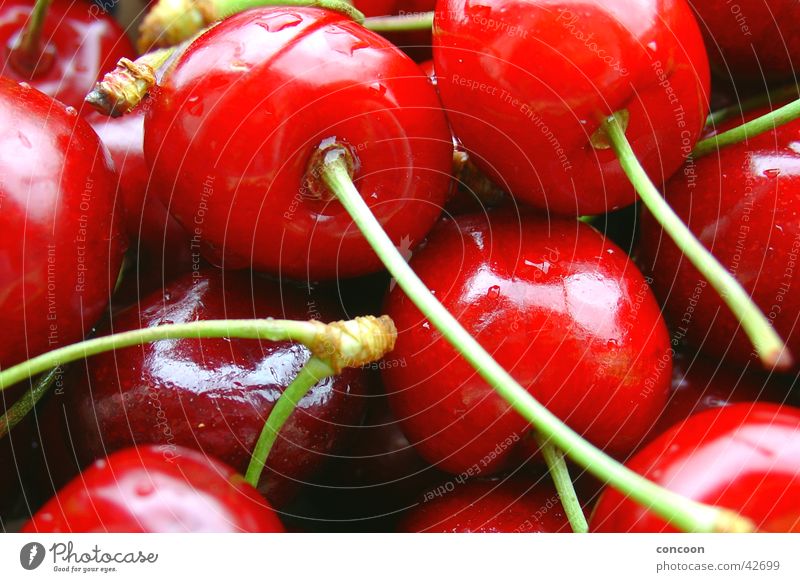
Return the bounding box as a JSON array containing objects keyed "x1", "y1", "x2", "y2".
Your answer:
[{"x1": 1, "y1": 0, "x2": 800, "y2": 533}]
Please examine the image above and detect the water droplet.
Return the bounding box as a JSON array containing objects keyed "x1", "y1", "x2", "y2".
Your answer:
[
  {"x1": 647, "y1": 41, "x2": 658, "y2": 52},
  {"x1": 18, "y1": 81, "x2": 30, "y2": 90},
  {"x1": 486, "y1": 285, "x2": 501, "y2": 299},
  {"x1": 256, "y1": 13, "x2": 303, "y2": 33},
  {"x1": 135, "y1": 482, "x2": 154, "y2": 497},
  {"x1": 422, "y1": 322, "x2": 431, "y2": 330},
  {"x1": 186, "y1": 95, "x2": 203, "y2": 116},
  {"x1": 764, "y1": 168, "x2": 781, "y2": 178},
  {"x1": 606, "y1": 339, "x2": 619, "y2": 349},
  {"x1": 369, "y1": 82, "x2": 387, "y2": 96},
  {"x1": 64, "y1": 106, "x2": 77, "y2": 117},
  {"x1": 17, "y1": 131, "x2": 31, "y2": 148}
]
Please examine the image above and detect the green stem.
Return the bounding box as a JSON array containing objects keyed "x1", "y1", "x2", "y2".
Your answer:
[
  {"x1": 705, "y1": 84, "x2": 800, "y2": 128},
  {"x1": 0, "y1": 367, "x2": 60, "y2": 440},
  {"x1": 364, "y1": 12, "x2": 434, "y2": 32},
  {"x1": 9, "y1": 0, "x2": 54, "y2": 77},
  {"x1": 320, "y1": 148, "x2": 753, "y2": 533},
  {"x1": 0, "y1": 320, "x2": 321, "y2": 392},
  {"x1": 694, "y1": 97, "x2": 800, "y2": 158},
  {"x1": 536, "y1": 433, "x2": 588, "y2": 533},
  {"x1": 602, "y1": 112, "x2": 790, "y2": 370},
  {"x1": 245, "y1": 357, "x2": 334, "y2": 487}
]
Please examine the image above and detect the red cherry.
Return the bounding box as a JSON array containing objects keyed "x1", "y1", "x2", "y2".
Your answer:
[
  {"x1": 638, "y1": 111, "x2": 800, "y2": 370},
  {"x1": 433, "y1": 0, "x2": 710, "y2": 215},
  {"x1": 62, "y1": 269, "x2": 368, "y2": 508},
  {"x1": 22, "y1": 446, "x2": 285, "y2": 532},
  {"x1": 690, "y1": 0, "x2": 800, "y2": 84},
  {"x1": 0, "y1": 0, "x2": 134, "y2": 111},
  {"x1": 0, "y1": 78, "x2": 126, "y2": 369},
  {"x1": 398, "y1": 478, "x2": 570, "y2": 532},
  {"x1": 591, "y1": 403, "x2": 800, "y2": 532},
  {"x1": 383, "y1": 210, "x2": 671, "y2": 475},
  {"x1": 144, "y1": 7, "x2": 451, "y2": 280}
]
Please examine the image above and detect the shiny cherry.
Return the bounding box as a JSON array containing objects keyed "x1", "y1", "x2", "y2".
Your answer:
[
  {"x1": 62, "y1": 268, "x2": 368, "y2": 508},
  {"x1": 145, "y1": 7, "x2": 452, "y2": 280},
  {"x1": 638, "y1": 111, "x2": 800, "y2": 370},
  {"x1": 0, "y1": 78, "x2": 126, "y2": 369},
  {"x1": 398, "y1": 478, "x2": 570, "y2": 532},
  {"x1": 383, "y1": 210, "x2": 671, "y2": 475},
  {"x1": 690, "y1": 0, "x2": 800, "y2": 84},
  {"x1": 433, "y1": 0, "x2": 710, "y2": 215},
  {"x1": 0, "y1": 0, "x2": 134, "y2": 110},
  {"x1": 23, "y1": 445, "x2": 285, "y2": 532},
  {"x1": 591, "y1": 403, "x2": 800, "y2": 532}
]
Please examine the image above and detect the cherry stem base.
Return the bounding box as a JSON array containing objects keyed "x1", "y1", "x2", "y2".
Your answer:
[
  {"x1": 319, "y1": 145, "x2": 754, "y2": 533},
  {"x1": 601, "y1": 111, "x2": 790, "y2": 370}
]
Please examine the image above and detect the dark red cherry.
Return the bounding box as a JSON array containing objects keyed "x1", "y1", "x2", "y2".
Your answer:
[
  {"x1": 0, "y1": 78, "x2": 126, "y2": 369},
  {"x1": 383, "y1": 210, "x2": 671, "y2": 475},
  {"x1": 690, "y1": 0, "x2": 800, "y2": 84},
  {"x1": 22, "y1": 446, "x2": 285, "y2": 532},
  {"x1": 638, "y1": 111, "x2": 800, "y2": 370},
  {"x1": 591, "y1": 403, "x2": 800, "y2": 532},
  {"x1": 643, "y1": 350, "x2": 788, "y2": 444},
  {"x1": 145, "y1": 7, "x2": 452, "y2": 280},
  {"x1": 433, "y1": 0, "x2": 710, "y2": 215},
  {"x1": 0, "y1": 0, "x2": 134, "y2": 111},
  {"x1": 398, "y1": 478, "x2": 570, "y2": 532},
  {"x1": 62, "y1": 269, "x2": 368, "y2": 508}
]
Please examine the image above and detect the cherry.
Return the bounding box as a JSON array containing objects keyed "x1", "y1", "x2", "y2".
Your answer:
[
  {"x1": 144, "y1": 6, "x2": 452, "y2": 280},
  {"x1": 0, "y1": 0, "x2": 134, "y2": 111},
  {"x1": 22, "y1": 445, "x2": 285, "y2": 532},
  {"x1": 0, "y1": 78, "x2": 126, "y2": 370},
  {"x1": 638, "y1": 110, "x2": 800, "y2": 370},
  {"x1": 690, "y1": 0, "x2": 800, "y2": 84},
  {"x1": 60, "y1": 268, "x2": 368, "y2": 508},
  {"x1": 432, "y1": 0, "x2": 710, "y2": 215},
  {"x1": 591, "y1": 403, "x2": 800, "y2": 532},
  {"x1": 398, "y1": 477, "x2": 570, "y2": 532},
  {"x1": 383, "y1": 209, "x2": 671, "y2": 475}
]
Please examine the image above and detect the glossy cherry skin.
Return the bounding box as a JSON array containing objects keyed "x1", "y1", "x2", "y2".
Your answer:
[
  {"x1": 690, "y1": 0, "x2": 800, "y2": 84},
  {"x1": 433, "y1": 0, "x2": 710, "y2": 215},
  {"x1": 383, "y1": 210, "x2": 671, "y2": 475},
  {"x1": 591, "y1": 403, "x2": 800, "y2": 532},
  {"x1": 145, "y1": 7, "x2": 452, "y2": 280},
  {"x1": 0, "y1": 78, "x2": 126, "y2": 369},
  {"x1": 22, "y1": 446, "x2": 285, "y2": 532},
  {"x1": 638, "y1": 112, "x2": 800, "y2": 371},
  {"x1": 0, "y1": 0, "x2": 134, "y2": 110},
  {"x1": 398, "y1": 478, "x2": 570, "y2": 532},
  {"x1": 63, "y1": 268, "x2": 368, "y2": 508}
]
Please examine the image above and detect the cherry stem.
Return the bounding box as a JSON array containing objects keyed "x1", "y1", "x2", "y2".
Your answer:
[
  {"x1": 0, "y1": 316, "x2": 396, "y2": 393},
  {"x1": 0, "y1": 367, "x2": 60, "y2": 440},
  {"x1": 320, "y1": 146, "x2": 755, "y2": 533},
  {"x1": 86, "y1": 47, "x2": 177, "y2": 117},
  {"x1": 535, "y1": 433, "x2": 588, "y2": 533},
  {"x1": 693, "y1": 97, "x2": 800, "y2": 158},
  {"x1": 245, "y1": 356, "x2": 334, "y2": 487},
  {"x1": 364, "y1": 12, "x2": 434, "y2": 32},
  {"x1": 138, "y1": 0, "x2": 364, "y2": 53},
  {"x1": 601, "y1": 112, "x2": 791, "y2": 370},
  {"x1": 705, "y1": 84, "x2": 800, "y2": 128},
  {"x1": 8, "y1": 0, "x2": 53, "y2": 76}
]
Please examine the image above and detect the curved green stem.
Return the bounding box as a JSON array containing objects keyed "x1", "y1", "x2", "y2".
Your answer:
[
  {"x1": 9, "y1": 0, "x2": 54, "y2": 77},
  {"x1": 0, "y1": 367, "x2": 60, "y2": 440},
  {"x1": 536, "y1": 433, "x2": 588, "y2": 533},
  {"x1": 364, "y1": 12, "x2": 434, "y2": 33},
  {"x1": 0, "y1": 320, "x2": 321, "y2": 392},
  {"x1": 705, "y1": 84, "x2": 800, "y2": 128},
  {"x1": 602, "y1": 112, "x2": 790, "y2": 369},
  {"x1": 245, "y1": 357, "x2": 334, "y2": 486},
  {"x1": 694, "y1": 97, "x2": 800, "y2": 158},
  {"x1": 320, "y1": 149, "x2": 753, "y2": 533}
]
